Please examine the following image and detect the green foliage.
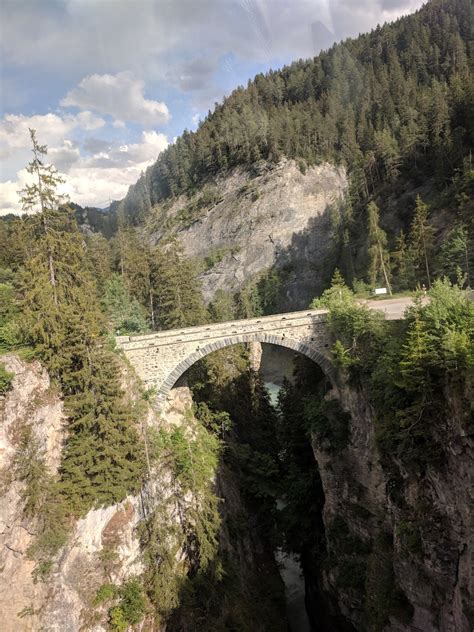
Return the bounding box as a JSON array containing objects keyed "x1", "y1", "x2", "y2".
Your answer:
[
  {"x1": 311, "y1": 275, "x2": 387, "y2": 373},
  {"x1": 310, "y1": 272, "x2": 356, "y2": 311},
  {"x1": 391, "y1": 230, "x2": 412, "y2": 291},
  {"x1": 209, "y1": 289, "x2": 237, "y2": 323},
  {"x1": 3, "y1": 133, "x2": 147, "y2": 582},
  {"x1": 408, "y1": 195, "x2": 435, "y2": 287},
  {"x1": 257, "y1": 268, "x2": 283, "y2": 315},
  {"x1": 12, "y1": 424, "x2": 49, "y2": 517},
  {"x1": 85, "y1": 233, "x2": 113, "y2": 292},
  {"x1": 235, "y1": 279, "x2": 263, "y2": 318},
  {"x1": 203, "y1": 245, "x2": 240, "y2": 271},
  {"x1": 169, "y1": 363, "x2": 288, "y2": 630},
  {"x1": 320, "y1": 275, "x2": 473, "y2": 475},
  {"x1": 58, "y1": 348, "x2": 145, "y2": 513},
  {"x1": 0, "y1": 282, "x2": 23, "y2": 351},
  {"x1": 118, "y1": 0, "x2": 471, "y2": 230},
  {"x1": 102, "y1": 274, "x2": 149, "y2": 334},
  {"x1": 438, "y1": 224, "x2": 470, "y2": 281},
  {"x1": 113, "y1": 580, "x2": 147, "y2": 628},
  {"x1": 26, "y1": 486, "x2": 70, "y2": 581},
  {"x1": 141, "y1": 405, "x2": 223, "y2": 625},
  {"x1": 151, "y1": 241, "x2": 209, "y2": 329},
  {"x1": 153, "y1": 419, "x2": 221, "y2": 496},
  {"x1": 304, "y1": 396, "x2": 351, "y2": 453},
  {"x1": 367, "y1": 201, "x2": 392, "y2": 292},
  {"x1": 94, "y1": 580, "x2": 147, "y2": 631},
  {"x1": 193, "y1": 400, "x2": 232, "y2": 435},
  {"x1": 0, "y1": 361, "x2": 14, "y2": 394},
  {"x1": 276, "y1": 366, "x2": 327, "y2": 562},
  {"x1": 94, "y1": 583, "x2": 117, "y2": 605}
]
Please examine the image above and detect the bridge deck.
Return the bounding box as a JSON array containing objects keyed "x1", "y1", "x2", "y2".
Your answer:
[
  {"x1": 117, "y1": 297, "x2": 415, "y2": 350},
  {"x1": 117, "y1": 307, "x2": 328, "y2": 349}
]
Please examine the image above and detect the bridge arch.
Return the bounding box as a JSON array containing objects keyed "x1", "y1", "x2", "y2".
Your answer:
[{"x1": 154, "y1": 332, "x2": 335, "y2": 410}]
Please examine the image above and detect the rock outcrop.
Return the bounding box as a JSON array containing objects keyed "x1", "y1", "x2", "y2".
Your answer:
[
  {"x1": 0, "y1": 356, "x2": 191, "y2": 631},
  {"x1": 310, "y1": 380, "x2": 473, "y2": 632},
  {"x1": 148, "y1": 159, "x2": 347, "y2": 306}
]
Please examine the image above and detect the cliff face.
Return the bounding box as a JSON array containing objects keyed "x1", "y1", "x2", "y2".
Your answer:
[
  {"x1": 310, "y1": 380, "x2": 473, "y2": 632},
  {"x1": 0, "y1": 356, "x2": 194, "y2": 631},
  {"x1": 0, "y1": 355, "x2": 146, "y2": 631},
  {"x1": 148, "y1": 159, "x2": 347, "y2": 307},
  {"x1": 0, "y1": 357, "x2": 285, "y2": 631},
  {"x1": 0, "y1": 355, "x2": 62, "y2": 630}
]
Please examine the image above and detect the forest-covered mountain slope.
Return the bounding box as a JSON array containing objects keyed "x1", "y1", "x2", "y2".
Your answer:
[
  {"x1": 118, "y1": 0, "x2": 472, "y2": 223},
  {"x1": 101, "y1": 0, "x2": 473, "y2": 312},
  {"x1": 0, "y1": 2, "x2": 473, "y2": 630}
]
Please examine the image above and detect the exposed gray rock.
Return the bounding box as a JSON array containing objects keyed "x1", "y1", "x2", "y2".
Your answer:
[
  {"x1": 0, "y1": 356, "x2": 192, "y2": 632},
  {"x1": 149, "y1": 159, "x2": 347, "y2": 306},
  {"x1": 310, "y1": 378, "x2": 473, "y2": 631}
]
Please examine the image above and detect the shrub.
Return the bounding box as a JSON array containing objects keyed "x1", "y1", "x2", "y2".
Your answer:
[{"x1": 0, "y1": 362, "x2": 14, "y2": 394}]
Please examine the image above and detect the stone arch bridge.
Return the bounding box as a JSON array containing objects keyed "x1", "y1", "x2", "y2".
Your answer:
[
  {"x1": 118, "y1": 309, "x2": 332, "y2": 410},
  {"x1": 117, "y1": 299, "x2": 410, "y2": 411}
]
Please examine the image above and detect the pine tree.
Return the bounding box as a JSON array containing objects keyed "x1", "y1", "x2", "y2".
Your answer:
[
  {"x1": 409, "y1": 195, "x2": 434, "y2": 287},
  {"x1": 18, "y1": 131, "x2": 144, "y2": 514},
  {"x1": 392, "y1": 230, "x2": 415, "y2": 290},
  {"x1": 236, "y1": 281, "x2": 263, "y2": 319},
  {"x1": 86, "y1": 233, "x2": 112, "y2": 292},
  {"x1": 367, "y1": 202, "x2": 392, "y2": 293},
  {"x1": 398, "y1": 310, "x2": 435, "y2": 393},
  {"x1": 18, "y1": 129, "x2": 68, "y2": 306},
  {"x1": 438, "y1": 223, "x2": 470, "y2": 282},
  {"x1": 102, "y1": 274, "x2": 149, "y2": 334},
  {"x1": 151, "y1": 241, "x2": 208, "y2": 329},
  {"x1": 209, "y1": 289, "x2": 237, "y2": 323}
]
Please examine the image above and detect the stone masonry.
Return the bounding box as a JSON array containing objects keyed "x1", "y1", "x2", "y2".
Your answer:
[
  {"x1": 117, "y1": 299, "x2": 413, "y2": 412},
  {"x1": 117, "y1": 308, "x2": 334, "y2": 411}
]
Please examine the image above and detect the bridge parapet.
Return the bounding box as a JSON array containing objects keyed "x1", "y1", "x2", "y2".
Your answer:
[
  {"x1": 117, "y1": 308, "x2": 333, "y2": 410},
  {"x1": 117, "y1": 298, "x2": 414, "y2": 411}
]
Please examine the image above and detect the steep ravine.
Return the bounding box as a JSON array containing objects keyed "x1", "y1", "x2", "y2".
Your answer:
[
  {"x1": 1, "y1": 347, "x2": 472, "y2": 631},
  {"x1": 0, "y1": 355, "x2": 288, "y2": 631}
]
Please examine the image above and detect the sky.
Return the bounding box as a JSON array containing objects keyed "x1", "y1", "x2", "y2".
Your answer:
[{"x1": 0, "y1": 0, "x2": 425, "y2": 215}]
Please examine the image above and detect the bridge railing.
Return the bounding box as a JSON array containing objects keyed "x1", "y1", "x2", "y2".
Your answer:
[{"x1": 116, "y1": 307, "x2": 329, "y2": 346}]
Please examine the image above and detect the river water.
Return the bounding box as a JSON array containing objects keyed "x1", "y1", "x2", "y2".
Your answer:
[
  {"x1": 275, "y1": 547, "x2": 312, "y2": 632},
  {"x1": 265, "y1": 380, "x2": 312, "y2": 632}
]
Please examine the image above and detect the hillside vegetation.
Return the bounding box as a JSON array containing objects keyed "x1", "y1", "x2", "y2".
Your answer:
[
  {"x1": 107, "y1": 0, "x2": 473, "y2": 309},
  {"x1": 119, "y1": 0, "x2": 472, "y2": 214}
]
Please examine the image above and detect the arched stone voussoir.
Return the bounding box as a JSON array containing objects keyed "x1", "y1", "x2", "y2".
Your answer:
[{"x1": 154, "y1": 332, "x2": 335, "y2": 410}]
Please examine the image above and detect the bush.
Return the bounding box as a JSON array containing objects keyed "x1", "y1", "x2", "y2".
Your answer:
[
  {"x1": 102, "y1": 274, "x2": 149, "y2": 334},
  {"x1": 94, "y1": 580, "x2": 147, "y2": 631},
  {"x1": 305, "y1": 396, "x2": 351, "y2": 453},
  {"x1": 0, "y1": 362, "x2": 14, "y2": 394}
]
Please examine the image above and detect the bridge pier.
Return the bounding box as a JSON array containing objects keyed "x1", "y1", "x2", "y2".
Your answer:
[{"x1": 249, "y1": 341, "x2": 263, "y2": 372}]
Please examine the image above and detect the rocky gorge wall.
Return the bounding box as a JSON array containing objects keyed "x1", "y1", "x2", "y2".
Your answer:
[
  {"x1": 307, "y1": 378, "x2": 473, "y2": 632},
  {"x1": 0, "y1": 355, "x2": 196, "y2": 631},
  {"x1": 147, "y1": 159, "x2": 348, "y2": 308},
  {"x1": 0, "y1": 355, "x2": 287, "y2": 632}
]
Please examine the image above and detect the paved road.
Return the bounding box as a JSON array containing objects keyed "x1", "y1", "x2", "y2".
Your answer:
[{"x1": 360, "y1": 296, "x2": 424, "y2": 320}]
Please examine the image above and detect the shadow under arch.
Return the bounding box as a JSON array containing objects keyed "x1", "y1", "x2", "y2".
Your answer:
[{"x1": 155, "y1": 332, "x2": 335, "y2": 409}]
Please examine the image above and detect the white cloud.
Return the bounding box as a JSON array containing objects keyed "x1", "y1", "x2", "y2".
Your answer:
[
  {"x1": 0, "y1": 179, "x2": 21, "y2": 215},
  {"x1": 61, "y1": 72, "x2": 170, "y2": 127},
  {"x1": 56, "y1": 130, "x2": 168, "y2": 208},
  {"x1": 1, "y1": 1, "x2": 425, "y2": 111},
  {"x1": 0, "y1": 111, "x2": 104, "y2": 155},
  {"x1": 0, "y1": 128, "x2": 168, "y2": 214}
]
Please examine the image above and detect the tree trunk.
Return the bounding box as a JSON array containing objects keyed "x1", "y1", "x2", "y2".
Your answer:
[{"x1": 378, "y1": 242, "x2": 392, "y2": 295}]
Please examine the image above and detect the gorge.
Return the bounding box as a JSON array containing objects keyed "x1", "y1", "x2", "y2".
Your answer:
[{"x1": 0, "y1": 0, "x2": 473, "y2": 630}]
